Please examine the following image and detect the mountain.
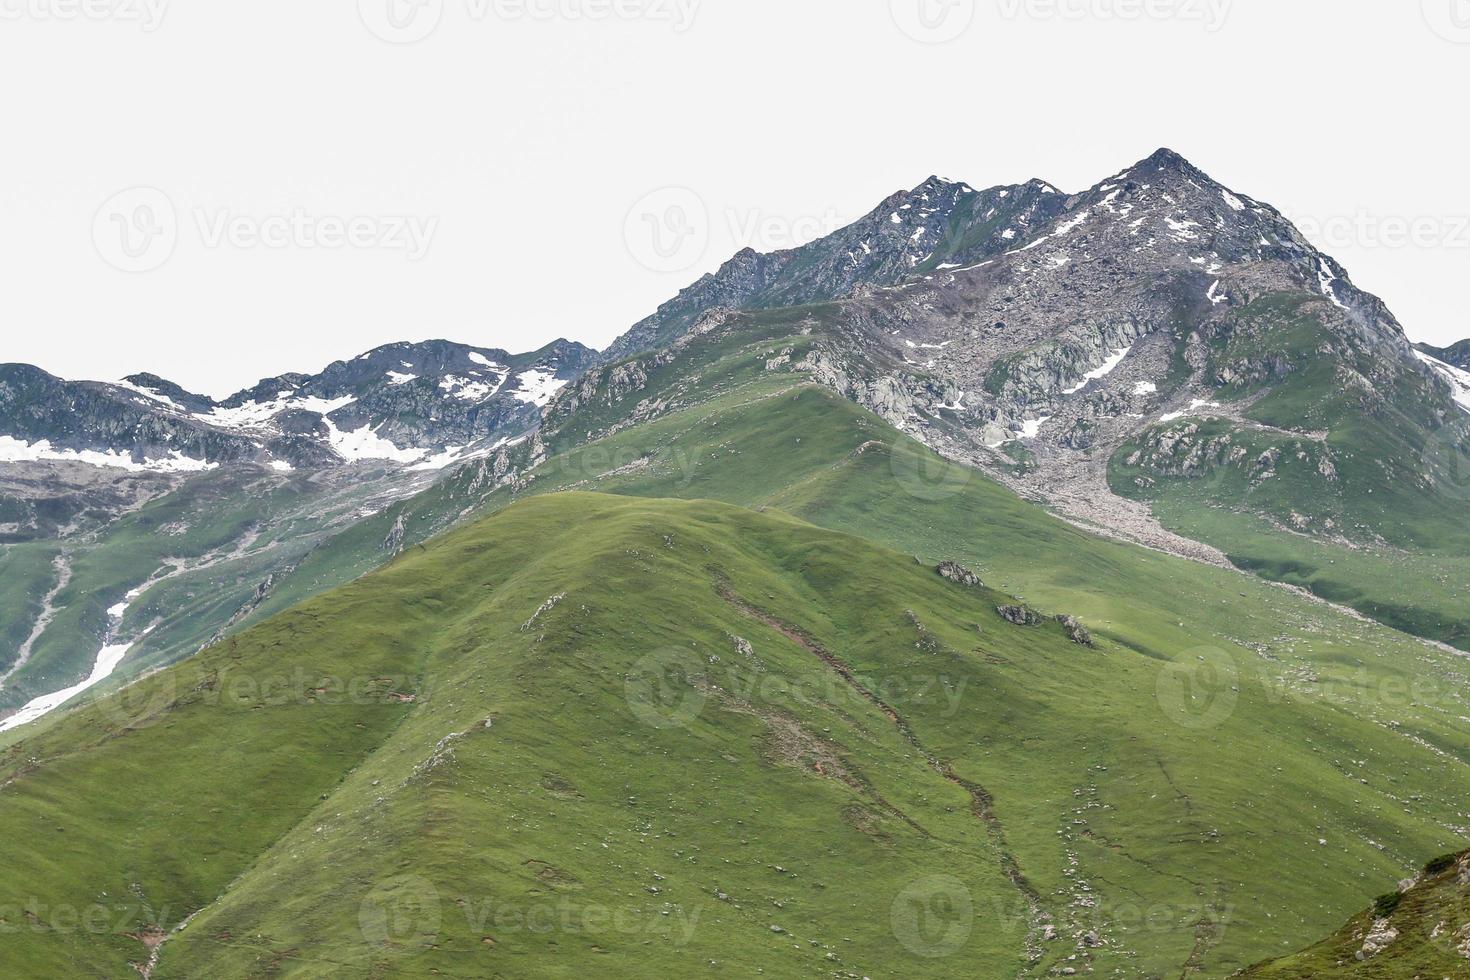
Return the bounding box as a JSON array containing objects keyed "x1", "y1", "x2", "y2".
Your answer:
[
  {"x1": 0, "y1": 337, "x2": 594, "y2": 734},
  {"x1": 2, "y1": 149, "x2": 1469, "y2": 977},
  {"x1": 0, "y1": 338, "x2": 596, "y2": 473},
  {"x1": 595, "y1": 148, "x2": 1470, "y2": 651},
  {"x1": 1240, "y1": 850, "x2": 1470, "y2": 976},
  {"x1": 604, "y1": 175, "x2": 1067, "y2": 361}
]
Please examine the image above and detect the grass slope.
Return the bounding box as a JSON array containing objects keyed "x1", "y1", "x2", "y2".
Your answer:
[
  {"x1": 1239, "y1": 850, "x2": 1470, "y2": 977},
  {"x1": 0, "y1": 493, "x2": 1466, "y2": 978},
  {"x1": 4, "y1": 312, "x2": 1466, "y2": 976}
]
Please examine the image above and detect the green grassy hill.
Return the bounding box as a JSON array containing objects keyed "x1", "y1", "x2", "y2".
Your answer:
[
  {"x1": 3, "y1": 309, "x2": 1467, "y2": 977},
  {"x1": 1, "y1": 492, "x2": 1468, "y2": 977},
  {"x1": 1239, "y1": 850, "x2": 1470, "y2": 977}
]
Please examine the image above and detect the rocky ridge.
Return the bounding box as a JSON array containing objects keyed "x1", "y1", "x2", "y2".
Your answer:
[{"x1": 0, "y1": 339, "x2": 596, "y2": 474}]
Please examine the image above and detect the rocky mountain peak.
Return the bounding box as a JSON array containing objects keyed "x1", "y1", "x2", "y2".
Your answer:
[{"x1": 1136, "y1": 146, "x2": 1198, "y2": 174}]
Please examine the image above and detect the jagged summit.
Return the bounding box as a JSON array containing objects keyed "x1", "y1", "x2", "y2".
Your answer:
[
  {"x1": 604, "y1": 170, "x2": 1069, "y2": 360},
  {"x1": 1137, "y1": 146, "x2": 1196, "y2": 171}
]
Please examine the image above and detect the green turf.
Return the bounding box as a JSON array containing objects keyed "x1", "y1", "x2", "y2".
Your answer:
[{"x1": 1240, "y1": 850, "x2": 1470, "y2": 977}]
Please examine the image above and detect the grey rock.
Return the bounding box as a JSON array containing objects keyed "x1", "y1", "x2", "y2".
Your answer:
[
  {"x1": 937, "y1": 561, "x2": 982, "y2": 587},
  {"x1": 997, "y1": 605, "x2": 1045, "y2": 627},
  {"x1": 1058, "y1": 615, "x2": 1094, "y2": 647}
]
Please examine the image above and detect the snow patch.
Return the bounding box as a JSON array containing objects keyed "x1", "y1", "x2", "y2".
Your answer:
[
  {"x1": 324, "y1": 420, "x2": 429, "y2": 464},
  {"x1": 408, "y1": 446, "x2": 469, "y2": 472},
  {"x1": 0, "y1": 585, "x2": 153, "y2": 734},
  {"x1": 200, "y1": 393, "x2": 356, "y2": 430},
  {"x1": 1166, "y1": 216, "x2": 1202, "y2": 240},
  {"x1": 438, "y1": 376, "x2": 500, "y2": 402},
  {"x1": 513, "y1": 370, "x2": 568, "y2": 408},
  {"x1": 1317, "y1": 256, "x2": 1349, "y2": 310},
  {"x1": 0, "y1": 436, "x2": 216, "y2": 473},
  {"x1": 114, "y1": 380, "x2": 185, "y2": 412},
  {"x1": 1159, "y1": 399, "x2": 1222, "y2": 423},
  {"x1": 1018, "y1": 416, "x2": 1051, "y2": 440},
  {"x1": 1063, "y1": 346, "x2": 1132, "y2": 395},
  {"x1": 1414, "y1": 350, "x2": 1470, "y2": 413}
]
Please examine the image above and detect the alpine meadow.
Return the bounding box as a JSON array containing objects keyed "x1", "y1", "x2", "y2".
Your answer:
[{"x1": 3, "y1": 7, "x2": 1470, "y2": 977}]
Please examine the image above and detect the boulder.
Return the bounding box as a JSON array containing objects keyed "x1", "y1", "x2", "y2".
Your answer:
[{"x1": 937, "y1": 561, "x2": 982, "y2": 587}]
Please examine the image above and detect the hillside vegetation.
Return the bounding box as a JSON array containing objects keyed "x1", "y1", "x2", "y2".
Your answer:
[{"x1": 0, "y1": 491, "x2": 1467, "y2": 976}]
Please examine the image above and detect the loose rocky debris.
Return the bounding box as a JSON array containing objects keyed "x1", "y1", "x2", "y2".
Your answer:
[
  {"x1": 904, "y1": 610, "x2": 944, "y2": 654},
  {"x1": 936, "y1": 561, "x2": 982, "y2": 587},
  {"x1": 403, "y1": 719, "x2": 494, "y2": 786},
  {"x1": 522, "y1": 593, "x2": 567, "y2": 631},
  {"x1": 382, "y1": 513, "x2": 407, "y2": 554},
  {"x1": 1355, "y1": 918, "x2": 1397, "y2": 960}
]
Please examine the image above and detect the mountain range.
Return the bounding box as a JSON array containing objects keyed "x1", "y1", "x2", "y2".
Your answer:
[
  {"x1": 1, "y1": 149, "x2": 1468, "y2": 977},
  {"x1": 1, "y1": 338, "x2": 596, "y2": 474}
]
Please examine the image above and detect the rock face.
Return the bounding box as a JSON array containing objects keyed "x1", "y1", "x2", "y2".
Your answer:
[
  {"x1": 804, "y1": 148, "x2": 1418, "y2": 441},
  {"x1": 601, "y1": 147, "x2": 1468, "y2": 558},
  {"x1": 997, "y1": 605, "x2": 1046, "y2": 627},
  {"x1": 605, "y1": 176, "x2": 1068, "y2": 362},
  {"x1": 1, "y1": 339, "x2": 596, "y2": 472},
  {"x1": 936, "y1": 561, "x2": 982, "y2": 587}
]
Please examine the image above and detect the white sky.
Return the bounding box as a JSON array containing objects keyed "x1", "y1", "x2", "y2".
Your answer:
[{"x1": 1, "y1": 0, "x2": 1467, "y2": 397}]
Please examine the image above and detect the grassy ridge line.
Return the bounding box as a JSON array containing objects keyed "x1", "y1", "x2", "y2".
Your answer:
[
  {"x1": 1239, "y1": 850, "x2": 1470, "y2": 976},
  {"x1": 0, "y1": 495, "x2": 1052, "y2": 977}
]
